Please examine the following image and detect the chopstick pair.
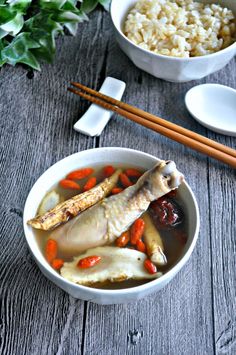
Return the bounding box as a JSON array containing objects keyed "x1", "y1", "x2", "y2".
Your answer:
[{"x1": 68, "y1": 82, "x2": 236, "y2": 168}]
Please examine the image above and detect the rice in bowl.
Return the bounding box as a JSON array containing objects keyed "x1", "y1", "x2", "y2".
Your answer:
[{"x1": 124, "y1": 0, "x2": 236, "y2": 57}]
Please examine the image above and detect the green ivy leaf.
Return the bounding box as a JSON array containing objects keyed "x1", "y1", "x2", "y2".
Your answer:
[
  {"x1": 0, "y1": 0, "x2": 111, "y2": 70},
  {"x1": 64, "y1": 10, "x2": 88, "y2": 34},
  {"x1": 8, "y1": 0, "x2": 32, "y2": 12},
  {"x1": 81, "y1": 0, "x2": 99, "y2": 14},
  {"x1": 55, "y1": 10, "x2": 85, "y2": 22},
  {"x1": 1, "y1": 32, "x2": 41, "y2": 69},
  {"x1": 64, "y1": 21, "x2": 78, "y2": 35},
  {"x1": 39, "y1": 0, "x2": 67, "y2": 11},
  {"x1": 24, "y1": 12, "x2": 63, "y2": 63},
  {"x1": 0, "y1": 29, "x2": 8, "y2": 39},
  {"x1": 0, "y1": 1, "x2": 31, "y2": 37},
  {"x1": 0, "y1": 38, "x2": 7, "y2": 65},
  {"x1": 62, "y1": 0, "x2": 79, "y2": 11},
  {"x1": 98, "y1": 0, "x2": 110, "y2": 11},
  {"x1": 0, "y1": 6, "x2": 17, "y2": 25},
  {"x1": 0, "y1": 12, "x2": 24, "y2": 36}
]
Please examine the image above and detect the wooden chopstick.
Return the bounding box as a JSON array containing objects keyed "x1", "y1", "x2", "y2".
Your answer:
[
  {"x1": 71, "y1": 81, "x2": 236, "y2": 159},
  {"x1": 68, "y1": 84, "x2": 236, "y2": 168}
]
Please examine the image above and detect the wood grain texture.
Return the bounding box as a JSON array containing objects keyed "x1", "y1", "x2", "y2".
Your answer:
[
  {"x1": 204, "y1": 64, "x2": 236, "y2": 355},
  {"x1": 0, "y1": 10, "x2": 108, "y2": 355},
  {"x1": 0, "y1": 7, "x2": 236, "y2": 355},
  {"x1": 82, "y1": 13, "x2": 214, "y2": 355}
]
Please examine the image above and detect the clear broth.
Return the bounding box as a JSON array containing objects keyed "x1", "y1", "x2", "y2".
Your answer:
[{"x1": 34, "y1": 163, "x2": 188, "y2": 289}]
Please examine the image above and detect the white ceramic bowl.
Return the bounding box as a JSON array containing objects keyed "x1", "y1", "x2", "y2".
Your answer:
[
  {"x1": 23, "y1": 148, "x2": 200, "y2": 305},
  {"x1": 110, "y1": 0, "x2": 236, "y2": 82}
]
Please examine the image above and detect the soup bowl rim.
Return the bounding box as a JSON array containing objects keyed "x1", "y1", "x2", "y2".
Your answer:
[{"x1": 23, "y1": 147, "x2": 200, "y2": 296}]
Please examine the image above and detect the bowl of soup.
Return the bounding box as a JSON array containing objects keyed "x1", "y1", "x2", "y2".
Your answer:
[{"x1": 23, "y1": 147, "x2": 200, "y2": 305}]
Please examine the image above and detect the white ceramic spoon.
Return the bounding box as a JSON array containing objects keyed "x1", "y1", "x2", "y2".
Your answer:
[{"x1": 185, "y1": 84, "x2": 236, "y2": 137}]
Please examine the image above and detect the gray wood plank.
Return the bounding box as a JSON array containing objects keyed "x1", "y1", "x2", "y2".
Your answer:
[
  {"x1": 96, "y1": 15, "x2": 236, "y2": 355},
  {"x1": 82, "y1": 12, "x2": 218, "y2": 355},
  {"x1": 208, "y1": 163, "x2": 236, "y2": 355},
  {"x1": 0, "y1": 7, "x2": 235, "y2": 355},
  {"x1": 0, "y1": 203, "x2": 85, "y2": 355},
  {"x1": 0, "y1": 10, "x2": 109, "y2": 355},
  {"x1": 204, "y1": 61, "x2": 236, "y2": 355}
]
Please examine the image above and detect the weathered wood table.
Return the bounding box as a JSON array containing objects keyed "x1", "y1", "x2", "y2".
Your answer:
[{"x1": 0, "y1": 8, "x2": 235, "y2": 355}]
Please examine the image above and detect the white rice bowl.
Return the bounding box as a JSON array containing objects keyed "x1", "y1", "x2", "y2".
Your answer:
[{"x1": 124, "y1": 0, "x2": 236, "y2": 57}]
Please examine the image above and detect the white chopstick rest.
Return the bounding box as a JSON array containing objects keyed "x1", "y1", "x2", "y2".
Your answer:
[{"x1": 73, "y1": 77, "x2": 126, "y2": 137}]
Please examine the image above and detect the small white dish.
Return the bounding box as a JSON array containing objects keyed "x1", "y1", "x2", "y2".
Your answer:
[
  {"x1": 185, "y1": 84, "x2": 236, "y2": 137},
  {"x1": 73, "y1": 77, "x2": 126, "y2": 136},
  {"x1": 23, "y1": 148, "x2": 200, "y2": 305}
]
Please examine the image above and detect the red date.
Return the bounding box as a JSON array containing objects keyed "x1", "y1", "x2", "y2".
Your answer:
[{"x1": 150, "y1": 196, "x2": 183, "y2": 230}]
